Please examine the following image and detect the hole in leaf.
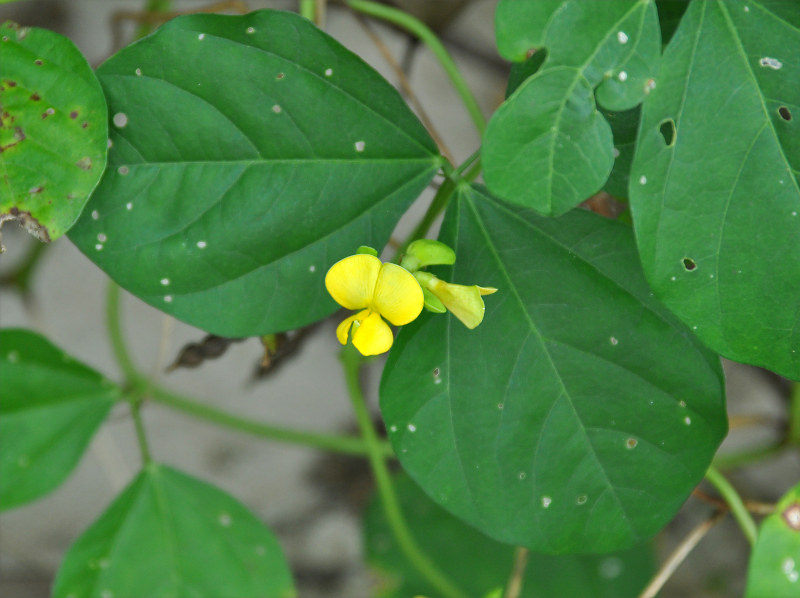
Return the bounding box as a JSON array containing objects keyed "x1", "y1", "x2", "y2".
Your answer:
[
  {"x1": 779, "y1": 106, "x2": 792, "y2": 121},
  {"x1": 659, "y1": 119, "x2": 676, "y2": 146},
  {"x1": 682, "y1": 257, "x2": 697, "y2": 271}
]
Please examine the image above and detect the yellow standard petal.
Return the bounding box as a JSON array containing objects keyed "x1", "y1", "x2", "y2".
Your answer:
[
  {"x1": 372, "y1": 263, "x2": 424, "y2": 326},
  {"x1": 335, "y1": 310, "x2": 368, "y2": 345},
  {"x1": 325, "y1": 254, "x2": 381, "y2": 310},
  {"x1": 352, "y1": 311, "x2": 394, "y2": 355}
]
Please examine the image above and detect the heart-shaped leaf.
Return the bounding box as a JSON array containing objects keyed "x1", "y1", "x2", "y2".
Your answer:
[
  {"x1": 0, "y1": 21, "x2": 107, "y2": 245},
  {"x1": 52, "y1": 463, "x2": 295, "y2": 598},
  {"x1": 745, "y1": 481, "x2": 800, "y2": 598},
  {"x1": 380, "y1": 185, "x2": 727, "y2": 553},
  {"x1": 629, "y1": 0, "x2": 800, "y2": 378},
  {"x1": 365, "y1": 473, "x2": 656, "y2": 597},
  {"x1": 484, "y1": 0, "x2": 660, "y2": 215},
  {"x1": 68, "y1": 10, "x2": 439, "y2": 337},
  {"x1": 0, "y1": 328, "x2": 117, "y2": 510}
]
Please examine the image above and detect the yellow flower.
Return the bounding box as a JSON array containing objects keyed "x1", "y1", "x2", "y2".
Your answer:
[
  {"x1": 414, "y1": 271, "x2": 497, "y2": 329},
  {"x1": 325, "y1": 254, "x2": 424, "y2": 356}
]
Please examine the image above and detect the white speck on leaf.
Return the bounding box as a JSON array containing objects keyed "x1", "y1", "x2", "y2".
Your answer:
[
  {"x1": 407, "y1": 423, "x2": 416, "y2": 432},
  {"x1": 160, "y1": 278, "x2": 170, "y2": 286},
  {"x1": 518, "y1": 472, "x2": 526, "y2": 480},
  {"x1": 95, "y1": 244, "x2": 103, "y2": 251},
  {"x1": 355, "y1": 140, "x2": 366, "y2": 152},
  {"x1": 97, "y1": 233, "x2": 107, "y2": 243},
  {"x1": 599, "y1": 557, "x2": 623, "y2": 579},
  {"x1": 272, "y1": 104, "x2": 281, "y2": 114},
  {"x1": 639, "y1": 175, "x2": 647, "y2": 185},
  {"x1": 617, "y1": 31, "x2": 628, "y2": 44},
  {"x1": 246, "y1": 26, "x2": 255, "y2": 34},
  {"x1": 91, "y1": 210, "x2": 99, "y2": 220},
  {"x1": 325, "y1": 68, "x2": 333, "y2": 77},
  {"x1": 118, "y1": 166, "x2": 129, "y2": 175},
  {"x1": 684, "y1": 416, "x2": 692, "y2": 425},
  {"x1": 135, "y1": 68, "x2": 142, "y2": 76},
  {"x1": 198, "y1": 33, "x2": 205, "y2": 40},
  {"x1": 612, "y1": 147, "x2": 620, "y2": 158},
  {"x1": 576, "y1": 495, "x2": 588, "y2": 505},
  {"x1": 112, "y1": 112, "x2": 128, "y2": 128},
  {"x1": 389, "y1": 425, "x2": 397, "y2": 432},
  {"x1": 309, "y1": 265, "x2": 316, "y2": 272},
  {"x1": 644, "y1": 78, "x2": 656, "y2": 93},
  {"x1": 219, "y1": 512, "x2": 232, "y2": 527},
  {"x1": 197, "y1": 241, "x2": 207, "y2": 249},
  {"x1": 759, "y1": 57, "x2": 782, "y2": 70},
  {"x1": 610, "y1": 336, "x2": 619, "y2": 345},
  {"x1": 541, "y1": 496, "x2": 552, "y2": 508},
  {"x1": 626, "y1": 438, "x2": 638, "y2": 449},
  {"x1": 164, "y1": 295, "x2": 173, "y2": 303},
  {"x1": 126, "y1": 202, "x2": 133, "y2": 211},
  {"x1": 618, "y1": 70, "x2": 628, "y2": 82}
]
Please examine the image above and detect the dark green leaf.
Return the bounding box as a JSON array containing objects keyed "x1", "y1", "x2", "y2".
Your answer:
[
  {"x1": 505, "y1": 50, "x2": 547, "y2": 99},
  {"x1": 0, "y1": 21, "x2": 107, "y2": 244},
  {"x1": 380, "y1": 185, "x2": 727, "y2": 553},
  {"x1": 0, "y1": 328, "x2": 117, "y2": 510},
  {"x1": 745, "y1": 481, "x2": 800, "y2": 597},
  {"x1": 68, "y1": 10, "x2": 439, "y2": 337},
  {"x1": 52, "y1": 463, "x2": 295, "y2": 598},
  {"x1": 365, "y1": 473, "x2": 656, "y2": 597},
  {"x1": 485, "y1": 0, "x2": 660, "y2": 215},
  {"x1": 629, "y1": 0, "x2": 800, "y2": 378}
]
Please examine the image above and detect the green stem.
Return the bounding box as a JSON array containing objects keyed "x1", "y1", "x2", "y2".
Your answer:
[
  {"x1": 106, "y1": 281, "x2": 141, "y2": 384},
  {"x1": 340, "y1": 346, "x2": 468, "y2": 598},
  {"x1": 394, "y1": 176, "x2": 457, "y2": 261},
  {"x1": 150, "y1": 385, "x2": 392, "y2": 458},
  {"x1": 345, "y1": 0, "x2": 486, "y2": 135},
  {"x1": 790, "y1": 382, "x2": 800, "y2": 445},
  {"x1": 705, "y1": 465, "x2": 758, "y2": 546},
  {"x1": 299, "y1": 0, "x2": 315, "y2": 21},
  {"x1": 131, "y1": 398, "x2": 152, "y2": 465}
]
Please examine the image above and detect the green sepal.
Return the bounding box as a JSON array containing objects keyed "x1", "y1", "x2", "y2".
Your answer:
[
  {"x1": 356, "y1": 245, "x2": 378, "y2": 257},
  {"x1": 422, "y1": 287, "x2": 447, "y2": 313}
]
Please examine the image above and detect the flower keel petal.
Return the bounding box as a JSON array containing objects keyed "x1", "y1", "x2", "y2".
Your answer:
[{"x1": 352, "y1": 311, "x2": 394, "y2": 356}]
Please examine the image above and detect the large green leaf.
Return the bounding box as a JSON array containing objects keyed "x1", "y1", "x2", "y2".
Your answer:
[
  {"x1": 365, "y1": 473, "x2": 656, "y2": 598},
  {"x1": 484, "y1": 0, "x2": 660, "y2": 216},
  {"x1": 0, "y1": 21, "x2": 107, "y2": 244},
  {"x1": 380, "y1": 185, "x2": 727, "y2": 553},
  {"x1": 52, "y1": 463, "x2": 295, "y2": 598},
  {"x1": 0, "y1": 328, "x2": 117, "y2": 510},
  {"x1": 629, "y1": 0, "x2": 800, "y2": 379},
  {"x1": 745, "y1": 481, "x2": 800, "y2": 598},
  {"x1": 68, "y1": 10, "x2": 439, "y2": 337}
]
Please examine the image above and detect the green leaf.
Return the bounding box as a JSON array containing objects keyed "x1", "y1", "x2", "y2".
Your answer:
[
  {"x1": 0, "y1": 21, "x2": 107, "y2": 244},
  {"x1": 629, "y1": 0, "x2": 800, "y2": 378},
  {"x1": 745, "y1": 481, "x2": 800, "y2": 597},
  {"x1": 485, "y1": 0, "x2": 660, "y2": 216},
  {"x1": 365, "y1": 473, "x2": 656, "y2": 598},
  {"x1": 52, "y1": 463, "x2": 295, "y2": 598},
  {"x1": 68, "y1": 10, "x2": 439, "y2": 337},
  {"x1": 0, "y1": 328, "x2": 117, "y2": 510},
  {"x1": 380, "y1": 184, "x2": 727, "y2": 553}
]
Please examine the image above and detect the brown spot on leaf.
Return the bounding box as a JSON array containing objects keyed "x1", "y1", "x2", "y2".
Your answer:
[
  {"x1": 0, "y1": 208, "x2": 51, "y2": 244},
  {"x1": 76, "y1": 157, "x2": 92, "y2": 170},
  {"x1": 6, "y1": 81, "x2": 16, "y2": 87},
  {"x1": 81, "y1": 122, "x2": 88, "y2": 129},
  {"x1": 30, "y1": 93, "x2": 40, "y2": 101},
  {"x1": 28, "y1": 186, "x2": 43, "y2": 194},
  {"x1": 783, "y1": 502, "x2": 800, "y2": 531},
  {"x1": 34, "y1": 59, "x2": 43, "y2": 66},
  {"x1": 70, "y1": 110, "x2": 78, "y2": 119},
  {"x1": 0, "y1": 127, "x2": 25, "y2": 153}
]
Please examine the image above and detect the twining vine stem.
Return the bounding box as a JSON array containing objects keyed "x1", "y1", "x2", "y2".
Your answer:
[
  {"x1": 105, "y1": 281, "x2": 392, "y2": 460},
  {"x1": 345, "y1": 0, "x2": 486, "y2": 136},
  {"x1": 340, "y1": 345, "x2": 469, "y2": 598},
  {"x1": 704, "y1": 465, "x2": 758, "y2": 546}
]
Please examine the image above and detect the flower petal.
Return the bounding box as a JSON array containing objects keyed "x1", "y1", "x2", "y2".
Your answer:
[
  {"x1": 336, "y1": 310, "x2": 368, "y2": 345},
  {"x1": 428, "y1": 278, "x2": 486, "y2": 329},
  {"x1": 325, "y1": 254, "x2": 381, "y2": 310},
  {"x1": 352, "y1": 311, "x2": 394, "y2": 355},
  {"x1": 372, "y1": 263, "x2": 424, "y2": 326}
]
